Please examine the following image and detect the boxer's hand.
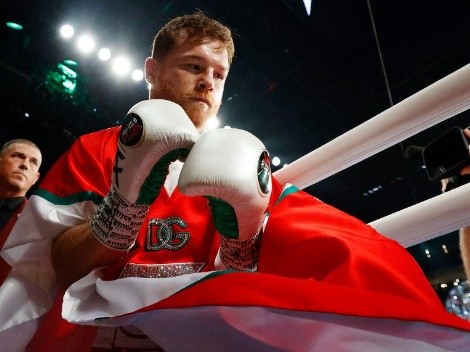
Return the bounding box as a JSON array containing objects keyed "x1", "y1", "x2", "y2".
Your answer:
[
  {"x1": 178, "y1": 128, "x2": 272, "y2": 270},
  {"x1": 92, "y1": 99, "x2": 199, "y2": 251}
]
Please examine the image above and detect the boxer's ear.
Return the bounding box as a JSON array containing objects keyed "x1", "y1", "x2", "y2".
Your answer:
[{"x1": 144, "y1": 57, "x2": 157, "y2": 84}]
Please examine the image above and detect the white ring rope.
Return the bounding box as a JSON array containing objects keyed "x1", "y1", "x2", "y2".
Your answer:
[
  {"x1": 273, "y1": 63, "x2": 470, "y2": 246},
  {"x1": 369, "y1": 182, "x2": 470, "y2": 247},
  {"x1": 274, "y1": 63, "x2": 470, "y2": 188}
]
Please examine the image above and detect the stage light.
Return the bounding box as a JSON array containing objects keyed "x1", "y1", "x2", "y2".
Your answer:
[
  {"x1": 111, "y1": 56, "x2": 131, "y2": 76},
  {"x1": 57, "y1": 21, "x2": 150, "y2": 87},
  {"x1": 57, "y1": 63, "x2": 77, "y2": 93},
  {"x1": 98, "y1": 48, "x2": 111, "y2": 61},
  {"x1": 38, "y1": 62, "x2": 78, "y2": 98},
  {"x1": 131, "y1": 69, "x2": 143, "y2": 81},
  {"x1": 302, "y1": 0, "x2": 312, "y2": 15},
  {"x1": 6, "y1": 22, "x2": 23, "y2": 30},
  {"x1": 59, "y1": 24, "x2": 74, "y2": 39},
  {"x1": 63, "y1": 59, "x2": 78, "y2": 67},
  {"x1": 77, "y1": 34, "x2": 95, "y2": 53},
  {"x1": 272, "y1": 156, "x2": 281, "y2": 167}
]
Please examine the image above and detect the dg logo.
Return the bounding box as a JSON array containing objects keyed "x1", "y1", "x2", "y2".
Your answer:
[{"x1": 146, "y1": 217, "x2": 190, "y2": 251}]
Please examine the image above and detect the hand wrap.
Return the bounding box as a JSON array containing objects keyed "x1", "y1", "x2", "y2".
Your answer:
[{"x1": 91, "y1": 186, "x2": 149, "y2": 250}]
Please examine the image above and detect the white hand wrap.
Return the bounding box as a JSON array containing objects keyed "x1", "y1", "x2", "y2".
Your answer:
[
  {"x1": 216, "y1": 234, "x2": 262, "y2": 271},
  {"x1": 91, "y1": 186, "x2": 148, "y2": 250},
  {"x1": 92, "y1": 99, "x2": 199, "y2": 251},
  {"x1": 178, "y1": 128, "x2": 272, "y2": 270}
]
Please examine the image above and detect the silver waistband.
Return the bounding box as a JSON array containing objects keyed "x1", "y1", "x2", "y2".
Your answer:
[{"x1": 119, "y1": 262, "x2": 205, "y2": 279}]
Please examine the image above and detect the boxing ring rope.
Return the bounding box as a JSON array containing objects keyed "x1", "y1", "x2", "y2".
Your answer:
[
  {"x1": 369, "y1": 183, "x2": 470, "y2": 247},
  {"x1": 273, "y1": 63, "x2": 470, "y2": 247}
]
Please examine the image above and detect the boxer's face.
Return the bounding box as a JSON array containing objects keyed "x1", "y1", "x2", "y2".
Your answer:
[{"x1": 146, "y1": 37, "x2": 230, "y2": 130}]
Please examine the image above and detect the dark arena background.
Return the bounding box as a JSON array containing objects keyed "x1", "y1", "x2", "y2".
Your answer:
[{"x1": 1, "y1": 0, "x2": 470, "y2": 307}]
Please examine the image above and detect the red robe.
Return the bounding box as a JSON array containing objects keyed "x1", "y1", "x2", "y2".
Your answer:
[{"x1": 0, "y1": 127, "x2": 467, "y2": 351}]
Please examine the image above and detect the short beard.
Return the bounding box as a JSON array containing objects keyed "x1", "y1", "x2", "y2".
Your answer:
[{"x1": 152, "y1": 79, "x2": 219, "y2": 130}]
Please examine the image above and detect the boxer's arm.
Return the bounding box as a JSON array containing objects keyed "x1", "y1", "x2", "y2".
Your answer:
[
  {"x1": 52, "y1": 99, "x2": 199, "y2": 289},
  {"x1": 52, "y1": 222, "x2": 120, "y2": 289}
]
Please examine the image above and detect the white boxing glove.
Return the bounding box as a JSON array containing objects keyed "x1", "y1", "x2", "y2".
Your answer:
[
  {"x1": 92, "y1": 99, "x2": 199, "y2": 251},
  {"x1": 178, "y1": 128, "x2": 272, "y2": 271}
]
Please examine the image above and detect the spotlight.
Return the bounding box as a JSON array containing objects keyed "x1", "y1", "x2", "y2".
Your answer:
[
  {"x1": 131, "y1": 69, "x2": 144, "y2": 81},
  {"x1": 60, "y1": 24, "x2": 74, "y2": 39},
  {"x1": 76, "y1": 35, "x2": 95, "y2": 53},
  {"x1": 6, "y1": 22, "x2": 23, "y2": 31},
  {"x1": 98, "y1": 48, "x2": 111, "y2": 61},
  {"x1": 111, "y1": 56, "x2": 131, "y2": 76}
]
